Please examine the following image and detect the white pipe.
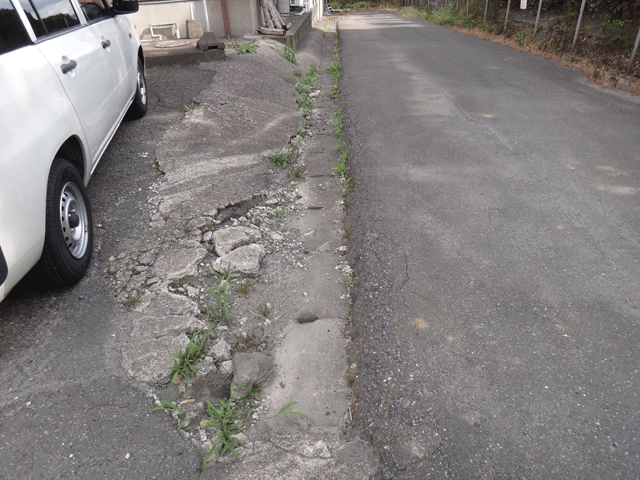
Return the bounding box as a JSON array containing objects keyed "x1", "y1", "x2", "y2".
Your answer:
[
  {"x1": 189, "y1": 3, "x2": 194, "y2": 20},
  {"x1": 202, "y1": 0, "x2": 211, "y2": 32}
]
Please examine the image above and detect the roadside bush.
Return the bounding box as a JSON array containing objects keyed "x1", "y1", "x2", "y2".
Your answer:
[
  {"x1": 432, "y1": 4, "x2": 460, "y2": 26},
  {"x1": 599, "y1": 17, "x2": 624, "y2": 49},
  {"x1": 399, "y1": 5, "x2": 431, "y2": 19}
]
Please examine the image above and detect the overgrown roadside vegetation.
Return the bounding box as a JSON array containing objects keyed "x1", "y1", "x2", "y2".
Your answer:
[
  {"x1": 330, "y1": 0, "x2": 640, "y2": 94},
  {"x1": 328, "y1": 38, "x2": 352, "y2": 197}
]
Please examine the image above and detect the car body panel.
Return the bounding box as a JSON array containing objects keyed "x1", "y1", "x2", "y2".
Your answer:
[
  {"x1": 0, "y1": 0, "x2": 142, "y2": 302},
  {"x1": 0, "y1": 45, "x2": 87, "y2": 301}
]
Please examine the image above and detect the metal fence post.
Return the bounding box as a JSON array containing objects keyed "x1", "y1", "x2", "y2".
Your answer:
[
  {"x1": 484, "y1": 0, "x2": 488, "y2": 21},
  {"x1": 571, "y1": 0, "x2": 587, "y2": 53},
  {"x1": 626, "y1": 26, "x2": 640, "y2": 77},
  {"x1": 533, "y1": 0, "x2": 543, "y2": 38},
  {"x1": 505, "y1": 0, "x2": 512, "y2": 25}
]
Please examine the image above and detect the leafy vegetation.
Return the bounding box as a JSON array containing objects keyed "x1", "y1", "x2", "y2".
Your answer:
[
  {"x1": 236, "y1": 40, "x2": 257, "y2": 54},
  {"x1": 202, "y1": 271, "x2": 235, "y2": 325},
  {"x1": 266, "y1": 148, "x2": 291, "y2": 168},
  {"x1": 169, "y1": 326, "x2": 211, "y2": 387},
  {"x1": 284, "y1": 36, "x2": 297, "y2": 64},
  {"x1": 201, "y1": 385, "x2": 256, "y2": 472}
]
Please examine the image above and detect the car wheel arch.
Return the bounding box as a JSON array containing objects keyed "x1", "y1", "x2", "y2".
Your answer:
[{"x1": 56, "y1": 136, "x2": 87, "y2": 183}]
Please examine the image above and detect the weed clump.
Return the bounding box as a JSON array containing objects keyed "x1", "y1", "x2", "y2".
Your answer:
[
  {"x1": 284, "y1": 36, "x2": 297, "y2": 64},
  {"x1": 266, "y1": 148, "x2": 291, "y2": 168}
]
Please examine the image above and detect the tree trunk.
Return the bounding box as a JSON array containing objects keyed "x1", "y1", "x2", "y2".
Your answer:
[
  {"x1": 258, "y1": 26, "x2": 286, "y2": 35},
  {"x1": 262, "y1": 4, "x2": 274, "y2": 29}
]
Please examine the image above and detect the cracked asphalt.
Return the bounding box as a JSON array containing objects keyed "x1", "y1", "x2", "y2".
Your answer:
[
  {"x1": 340, "y1": 12, "x2": 640, "y2": 480},
  {"x1": 0, "y1": 64, "x2": 209, "y2": 478}
]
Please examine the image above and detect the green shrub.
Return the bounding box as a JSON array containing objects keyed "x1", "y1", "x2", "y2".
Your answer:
[{"x1": 599, "y1": 18, "x2": 624, "y2": 50}]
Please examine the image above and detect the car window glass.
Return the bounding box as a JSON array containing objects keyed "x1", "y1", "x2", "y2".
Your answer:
[
  {"x1": 29, "y1": 0, "x2": 80, "y2": 35},
  {"x1": 17, "y1": 0, "x2": 46, "y2": 37},
  {"x1": 0, "y1": 0, "x2": 32, "y2": 53},
  {"x1": 78, "y1": 0, "x2": 108, "y2": 22}
]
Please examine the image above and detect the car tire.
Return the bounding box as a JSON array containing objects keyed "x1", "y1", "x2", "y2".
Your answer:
[
  {"x1": 125, "y1": 57, "x2": 148, "y2": 120},
  {"x1": 40, "y1": 158, "x2": 93, "y2": 286}
]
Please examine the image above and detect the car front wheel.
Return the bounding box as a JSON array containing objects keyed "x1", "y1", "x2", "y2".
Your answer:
[
  {"x1": 40, "y1": 158, "x2": 93, "y2": 286},
  {"x1": 125, "y1": 57, "x2": 148, "y2": 120}
]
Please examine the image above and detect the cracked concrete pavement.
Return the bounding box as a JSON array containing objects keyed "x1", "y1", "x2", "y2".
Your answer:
[{"x1": 0, "y1": 20, "x2": 377, "y2": 479}]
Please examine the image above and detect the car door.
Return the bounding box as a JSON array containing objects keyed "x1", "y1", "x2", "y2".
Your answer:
[
  {"x1": 78, "y1": 0, "x2": 136, "y2": 122},
  {"x1": 21, "y1": 0, "x2": 118, "y2": 168}
]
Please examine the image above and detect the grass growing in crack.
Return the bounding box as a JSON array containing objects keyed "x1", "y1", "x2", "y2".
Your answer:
[
  {"x1": 236, "y1": 278, "x2": 257, "y2": 295},
  {"x1": 292, "y1": 65, "x2": 319, "y2": 114},
  {"x1": 237, "y1": 235, "x2": 256, "y2": 247},
  {"x1": 203, "y1": 217, "x2": 214, "y2": 232},
  {"x1": 346, "y1": 272, "x2": 357, "y2": 288},
  {"x1": 270, "y1": 206, "x2": 287, "y2": 218},
  {"x1": 335, "y1": 137, "x2": 345, "y2": 152},
  {"x1": 288, "y1": 165, "x2": 305, "y2": 180},
  {"x1": 149, "y1": 401, "x2": 195, "y2": 432},
  {"x1": 332, "y1": 150, "x2": 348, "y2": 176},
  {"x1": 284, "y1": 36, "x2": 297, "y2": 64},
  {"x1": 202, "y1": 271, "x2": 235, "y2": 325},
  {"x1": 262, "y1": 401, "x2": 312, "y2": 442},
  {"x1": 258, "y1": 302, "x2": 271, "y2": 319},
  {"x1": 327, "y1": 58, "x2": 341, "y2": 78},
  {"x1": 331, "y1": 107, "x2": 343, "y2": 136},
  {"x1": 337, "y1": 176, "x2": 352, "y2": 197},
  {"x1": 328, "y1": 58, "x2": 340, "y2": 75},
  {"x1": 297, "y1": 120, "x2": 307, "y2": 135},
  {"x1": 266, "y1": 148, "x2": 291, "y2": 168},
  {"x1": 328, "y1": 83, "x2": 340, "y2": 100},
  {"x1": 296, "y1": 93, "x2": 312, "y2": 113},
  {"x1": 169, "y1": 326, "x2": 211, "y2": 387},
  {"x1": 258, "y1": 192, "x2": 267, "y2": 207},
  {"x1": 184, "y1": 102, "x2": 198, "y2": 112},
  {"x1": 277, "y1": 401, "x2": 313, "y2": 422},
  {"x1": 149, "y1": 399, "x2": 183, "y2": 414},
  {"x1": 236, "y1": 39, "x2": 257, "y2": 54},
  {"x1": 327, "y1": 41, "x2": 341, "y2": 100},
  {"x1": 294, "y1": 65, "x2": 320, "y2": 94},
  {"x1": 201, "y1": 385, "x2": 256, "y2": 472},
  {"x1": 122, "y1": 294, "x2": 141, "y2": 308},
  {"x1": 235, "y1": 326, "x2": 270, "y2": 352}
]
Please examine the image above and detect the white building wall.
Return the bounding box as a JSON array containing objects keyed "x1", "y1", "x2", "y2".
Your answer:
[{"x1": 129, "y1": 0, "x2": 258, "y2": 40}]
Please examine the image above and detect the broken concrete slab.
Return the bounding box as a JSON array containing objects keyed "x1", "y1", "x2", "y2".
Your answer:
[
  {"x1": 214, "y1": 444, "x2": 373, "y2": 479},
  {"x1": 212, "y1": 244, "x2": 266, "y2": 276},
  {"x1": 121, "y1": 334, "x2": 191, "y2": 383},
  {"x1": 231, "y1": 352, "x2": 274, "y2": 398},
  {"x1": 140, "y1": 288, "x2": 201, "y2": 317},
  {"x1": 129, "y1": 313, "x2": 205, "y2": 339},
  {"x1": 213, "y1": 226, "x2": 263, "y2": 256},
  {"x1": 270, "y1": 435, "x2": 331, "y2": 458},
  {"x1": 267, "y1": 318, "x2": 349, "y2": 429},
  {"x1": 153, "y1": 246, "x2": 208, "y2": 281},
  {"x1": 209, "y1": 339, "x2": 232, "y2": 361}
]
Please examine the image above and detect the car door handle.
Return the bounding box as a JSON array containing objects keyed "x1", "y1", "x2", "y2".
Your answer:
[
  {"x1": 60, "y1": 60, "x2": 77, "y2": 74},
  {"x1": 102, "y1": 39, "x2": 111, "y2": 49}
]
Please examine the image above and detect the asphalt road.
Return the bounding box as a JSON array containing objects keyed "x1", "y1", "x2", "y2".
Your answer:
[
  {"x1": 341, "y1": 13, "x2": 640, "y2": 479},
  {"x1": 0, "y1": 64, "x2": 212, "y2": 479}
]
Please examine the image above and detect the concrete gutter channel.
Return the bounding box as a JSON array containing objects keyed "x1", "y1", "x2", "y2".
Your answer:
[{"x1": 115, "y1": 19, "x2": 378, "y2": 478}]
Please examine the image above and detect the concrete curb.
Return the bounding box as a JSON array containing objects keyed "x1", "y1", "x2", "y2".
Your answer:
[{"x1": 263, "y1": 11, "x2": 312, "y2": 51}]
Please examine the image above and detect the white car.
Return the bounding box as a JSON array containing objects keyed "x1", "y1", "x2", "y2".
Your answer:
[{"x1": 0, "y1": 0, "x2": 147, "y2": 302}]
